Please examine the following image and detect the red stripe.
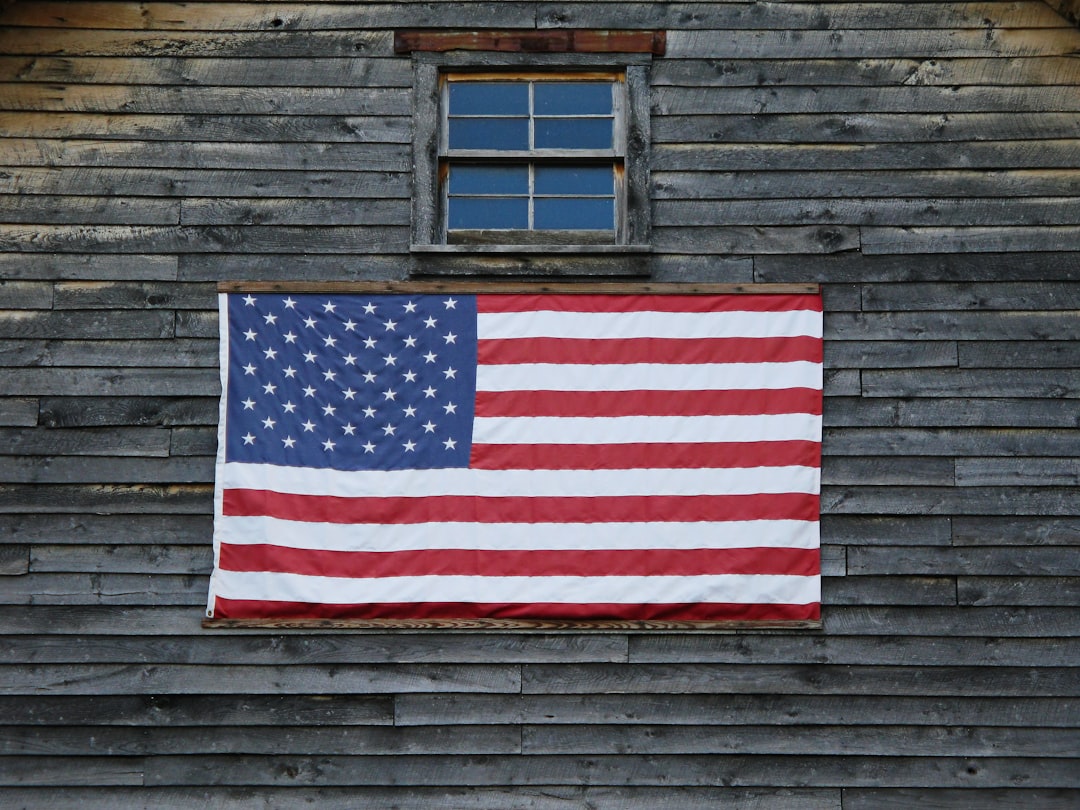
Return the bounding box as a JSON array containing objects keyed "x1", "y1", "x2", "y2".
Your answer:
[
  {"x1": 219, "y1": 544, "x2": 820, "y2": 579},
  {"x1": 477, "y1": 335, "x2": 822, "y2": 365},
  {"x1": 477, "y1": 293, "x2": 822, "y2": 314},
  {"x1": 474, "y1": 388, "x2": 822, "y2": 418},
  {"x1": 213, "y1": 596, "x2": 820, "y2": 622},
  {"x1": 470, "y1": 440, "x2": 820, "y2": 470},
  {"x1": 223, "y1": 489, "x2": 820, "y2": 525}
]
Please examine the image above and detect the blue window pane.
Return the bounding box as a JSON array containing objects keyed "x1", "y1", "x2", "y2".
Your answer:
[
  {"x1": 449, "y1": 165, "x2": 529, "y2": 195},
  {"x1": 535, "y1": 198, "x2": 614, "y2": 230},
  {"x1": 535, "y1": 118, "x2": 613, "y2": 149},
  {"x1": 448, "y1": 118, "x2": 529, "y2": 150},
  {"x1": 449, "y1": 83, "x2": 529, "y2": 116},
  {"x1": 535, "y1": 82, "x2": 613, "y2": 115},
  {"x1": 448, "y1": 197, "x2": 529, "y2": 230},
  {"x1": 534, "y1": 165, "x2": 613, "y2": 196}
]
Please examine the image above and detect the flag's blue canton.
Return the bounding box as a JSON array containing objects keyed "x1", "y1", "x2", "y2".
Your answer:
[{"x1": 225, "y1": 293, "x2": 477, "y2": 471}]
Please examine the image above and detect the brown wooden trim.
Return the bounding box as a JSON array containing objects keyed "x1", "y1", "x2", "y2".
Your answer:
[
  {"x1": 217, "y1": 281, "x2": 820, "y2": 295},
  {"x1": 394, "y1": 30, "x2": 667, "y2": 56},
  {"x1": 204, "y1": 618, "x2": 822, "y2": 632}
]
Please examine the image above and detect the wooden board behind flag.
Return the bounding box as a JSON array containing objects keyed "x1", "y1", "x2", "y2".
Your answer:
[{"x1": 207, "y1": 285, "x2": 823, "y2": 627}]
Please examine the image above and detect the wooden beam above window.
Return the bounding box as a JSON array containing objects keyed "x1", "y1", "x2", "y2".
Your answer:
[{"x1": 394, "y1": 29, "x2": 666, "y2": 56}]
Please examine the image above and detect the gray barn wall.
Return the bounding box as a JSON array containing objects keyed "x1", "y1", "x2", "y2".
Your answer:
[{"x1": 1, "y1": 1, "x2": 1079, "y2": 807}]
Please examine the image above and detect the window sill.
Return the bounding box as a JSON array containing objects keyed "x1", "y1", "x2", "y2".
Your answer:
[{"x1": 411, "y1": 243, "x2": 652, "y2": 255}]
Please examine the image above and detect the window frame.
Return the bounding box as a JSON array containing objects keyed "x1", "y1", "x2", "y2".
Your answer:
[{"x1": 410, "y1": 51, "x2": 652, "y2": 254}]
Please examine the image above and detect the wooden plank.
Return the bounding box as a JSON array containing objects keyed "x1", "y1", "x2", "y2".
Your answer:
[
  {"x1": 38, "y1": 397, "x2": 217, "y2": 428},
  {"x1": 861, "y1": 369, "x2": 1080, "y2": 398},
  {"x1": 823, "y1": 576, "x2": 957, "y2": 606},
  {"x1": 0, "y1": 84, "x2": 409, "y2": 115},
  {"x1": 0, "y1": 55, "x2": 412, "y2": 87},
  {"x1": 0, "y1": 457, "x2": 212, "y2": 484},
  {"x1": 826, "y1": 311, "x2": 1080, "y2": 341},
  {"x1": 653, "y1": 226, "x2": 860, "y2": 254},
  {"x1": 140, "y1": 753, "x2": 1080, "y2": 787},
  {"x1": 0, "y1": 484, "x2": 210, "y2": 514},
  {"x1": 825, "y1": 341, "x2": 958, "y2": 369},
  {"x1": 0, "y1": 664, "x2": 521, "y2": 695},
  {"x1": 823, "y1": 606, "x2": 1080, "y2": 637},
  {"x1": 0, "y1": 339, "x2": 218, "y2": 368},
  {"x1": 952, "y1": 516, "x2": 1080, "y2": 546},
  {"x1": 650, "y1": 57, "x2": 1080, "y2": 88},
  {"x1": 821, "y1": 515, "x2": 953, "y2": 546},
  {"x1": 849, "y1": 547, "x2": 1080, "y2": 576},
  {"x1": 627, "y1": 635, "x2": 1080, "y2": 667},
  {"x1": 0, "y1": 427, "x2": 170, "y2": 457},
  {"x1": 182, "y1": 198, "x2": 409, "y2": 226},
  {"x1": 0, "y1": 253, "x2": 177, "y2": 281},
  {"x1": 1, "y1": 573, "x2": 206, "y2": 605},
  {"x1": 844, "y1": 789, "x2": 1080, "y2": 810},
  {"x1": 820, "y1": 486, "x2": 1080, "y2": 516},
  {"x1": 956, "y1": 458, "x2": 1080, "y2": 486},
  {"x1": 755, "y1": 252, "x2": 1080, "y2": 283},
  {"x1": 52, "y1": 281, "x2": 214, "y2": 310},
  {"x1": 520, "y1": 724, "x2": 1080, "y2": 756},
  {"x1": 0, "y1": 310, "x2": 174, "y2": 339},
  {"x1": 519, "y1": 664, "x2": 1080, "y2": 696},
  {"x1": 821, "y1": 457, "x2": 954, "y2": 486},
  {"x1": 823, "y1": 428, "x2": 1080, "y2": 457},
  {"x1": 0, "y1": 281, "x2": 52, "y2": 309},
  {"x1": 0, "y1": 545, "x2": 28, "y2": 576},
  {"x1": 3, "y1": 368, "x2": 219, "y2": 397},
  {"x1": 959, "y1": 341, "x2": 1080, "y2": 368},
  {"x1": 216, "y1": 280, "x2": 820, "y2": 295},
  {"x1": 653, "y1": 113, "x2": 1080, "y2": 144},
  {"x1": 395, "y1": 692, "x2": 1080, "y2": 727},
  {"x1": 0, "y1": 398, "x2": 37, "y2": 427},
  {"x1": 824, "y1": 397, "x2": 1080, "y2": 429},
  {"x1": 864, "y1": 226, "x2": 1080, "y2": 254},
  {"x1": 0, "y1": 514, "x2": 212, "y2": 545},
  {"x1": 168, "y1": 427, "x2": 216, "y2": 455},
  {"x1": 394, "y1": 30, "x2": 667, "y2": 55},
  {"x1": 0, "y1": 693, "x2": 394, "y2": 725},
  {"x1": 959, "y1": 577, "x2": 1080, "y2": 606},
  {"x1": 0, "y1": 634, "x2": 627, "y2": 665},
  {"x1": 0, "y1": 195, "x2": 180, "y2": 225},
  {"x1": 0, "y1": 756, "x2": 143, "y2": 786}
]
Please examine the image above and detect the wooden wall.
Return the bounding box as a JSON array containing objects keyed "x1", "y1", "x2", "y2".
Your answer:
[{"x1": 1, "y1": 1, "x2": 1079, "y2": 806}]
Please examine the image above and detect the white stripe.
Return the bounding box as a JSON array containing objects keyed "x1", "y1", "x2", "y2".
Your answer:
[
  {"x1": 476, "y1": 361, "x2": 822, "y2": 392},
  {"x1": 473, "y1": 413, "x2": 821, "y2": 445},
  {"x1": 210, "y1": 570, "x2": 821, "y2": 606},
  {"x1": 478, "y1": 309, "x2": 822, "y2": 340},
  {"x1": 222, "y1": 462, "x2": 820, "y2": 499},
  {"x1": 216, "y1": 515, "x2": 819, "y2": 552}
]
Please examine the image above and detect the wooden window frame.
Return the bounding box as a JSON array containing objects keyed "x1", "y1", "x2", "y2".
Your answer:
[{"x1": 409, "y1": 51, "x2": 653, "y2": 255}]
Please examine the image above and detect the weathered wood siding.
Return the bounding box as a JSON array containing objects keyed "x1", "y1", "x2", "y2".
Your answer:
[{"x1": 1, "y1": 1, "x2": 1079, "y2": 806}]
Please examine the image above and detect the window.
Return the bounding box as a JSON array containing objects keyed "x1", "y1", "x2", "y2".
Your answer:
[{"x1": 399, "y1": 32, "x2": 659, "y2": 253}]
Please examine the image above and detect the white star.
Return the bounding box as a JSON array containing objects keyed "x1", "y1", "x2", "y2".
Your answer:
[
  {"x1": 303, "y1": 316, "x2": 317, "y2": 329},
  {"x1": 363, "y1": 337, "x2": 378, "y2": 349},
  {"x1": 363, "y1": 302, "x2": 377, "y2": 314},
  {"x1": 323, "y1": 335, "x2": 337, "y2": 348},
  {"x1": 243, "y1": 329, "x2": 257, "y2": 341},
  {"x1": 403, "y1": 335, "x2": 417, "y2": 348},
  {"x1": 342, "y1": 388, "x2": 357, "y2": 400},
  {"x1": 241, "y1": 398, "x2": 256, "y2": 410},
  {"x1": 303, "y1": 351, "x2": 316, "y2": 363},
  {"x1": 282, "y1": 436, "x2": 296, "y2": 448},
  {"x1": 383, "y1": 388, "x2": 397, "y2": 401},
  {"x1": 323, "y1": 403, "x2": 336, "y2": 417},
  {"x1": 424, "y1": 316, "x2": 437, "y2": 328},
  {"x1": 342, "y1": 423, "x2": 356, "y2": 436},
  {"x1": 283, "y1": 297, "x2": 296, "y2": 309},
  {"x1": 422, "y1": 421, "x2": 437, "y2": 433},
  {"x1": 323, "y1": 301, "x2": 336, "y2": 313},
  {"x1": 443, "y1": 367, "x2": 457, "y2": 379},
  {"x1": 262, "y1": 416, "x2": 276, "y2": 429},
  {"x1": 343, "y1": 353, "x2": 357, "y2": 366},
  {"x1": 403, "y1": 405, "x2": 417, "y2": 418},
  {"x1": 283, "y1": 331, "x2": 297, "y2": 344},
  {"x1": 443, "y1": 332, "x2": 457, "y2": 344},
  {"x1": 362, "y1": 441, "x2": 376, "y2": 453},
  {"x1": 301, "y1": 420, "x2": 316, "y2": 432},
  {"x1": 443, "y1": 297, "x2": 457, "y2": 309},
  {"x1": 383, "y1": 319, "x2": 397, "y2": 332},
  {"x1": 263, "y1": 382, "x2": 277, "y2": 395},
  {"x1": 382, "y1": 424, "x2": 396, "y2": 436},
  {"x1": 362, "y1": 406, "x2": 376, "y2": 418},
  {"x1": 344, "y1": 319, "x2": 357, "y2": 332},
  {"x1": 403, "y1": 440, "x2": 416, "y2": 452},
  {"x1": 404, "y1": 300, "x2": 417, "y2": 313},
  {"x1": 423, "y1": 386, "x2": 437, "y2": 398},
  {"x1": 243, "y1": 363, "x2": 257, "y2": 375},
  {"x1": 423, "y1": 351, "x2": 437, "y2": 364},
  {"x1": 263, "y1": 313, "x2": 277, "y2": 325},
  {"x1": 443, "y1": 401, "x2": 458, "y2": 414},
  {"x1": 403, "y1": 370, "x2": 417, "y2": 382},
  {"x1": 322, "y1": 438, "x2": 336, "y2": 451},
  {"x1": 323, "y1": 369, "x2": 337, "y2": 382},
  {"x1": 362, "y1": 371, "x2": 377, "y2": 384},
  {"x1": 242, "y1": 433, "x2": 255, "y2": 445},
  {"x1": 242, "y1": 295, "x2": 256, "y2": 306},
  {"x1": 283, "y1": 366, "x2": 297, "y2": 378},
  {"x1": 263, "y1": 348, "x2": 277, "y2": 360},
  {"x1": 443, "y1": 437, "x2": 457, "y2": 450},
  {"x1": 282, "y1": 401, "x2": 297, "y2": 413},
  {"x1": 303, "y1": 386, "x2": 316, "y2": 398},
  {"x1": 383, "y1": 353, "x2": 397, "y2": 366}
]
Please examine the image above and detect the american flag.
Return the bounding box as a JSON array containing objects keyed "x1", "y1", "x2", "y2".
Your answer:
[{"x1": 207, "y1": 288, "x2": 822, "y2": 624}]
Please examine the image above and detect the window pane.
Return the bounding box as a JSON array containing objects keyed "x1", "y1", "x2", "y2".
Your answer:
[
  {"x1": 535, "y1": 118, "x2": 613, "y2": 150},
  {"x1": 535, "y1": 198, "x2": 614, "y2": 230},
  {"x1": 448, "y1": 118, "x2": 529, "y2": 150},
  {"x1": 534, "y1": 165, "x2": 613, "y2": 196},
  {"x1": 448, "y1": 197, "x2": 529, "y2": 230},
  {"x1": 448, "y1": 82, "x2": 528, "y2": 116},
  {"x1": 449, "y1": 165, "x2": 529, "y2": 195},
  {"x1": 535, "y1": 82, "x2": 613, "y2": 115}
]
